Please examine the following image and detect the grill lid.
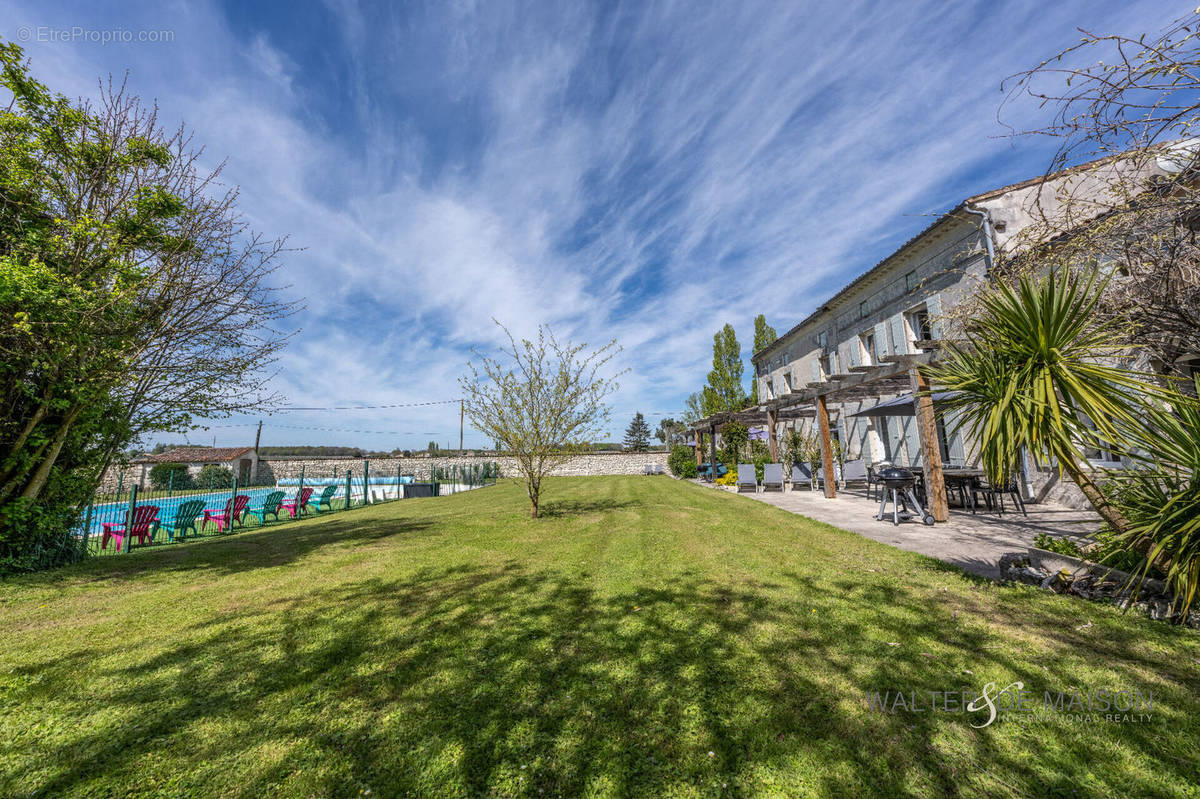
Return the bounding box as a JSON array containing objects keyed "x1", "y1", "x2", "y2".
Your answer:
[{"x1": 878, "y1": 467, "x2": 915, "y2": 487}]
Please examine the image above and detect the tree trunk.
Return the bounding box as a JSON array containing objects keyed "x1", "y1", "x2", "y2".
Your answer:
[
  {"x1": 1059, "y1": 454, "x2": 1172, "y2": 573},
  {"x1": 18, "y1": 405, "x2": 83, "y2": 501}
]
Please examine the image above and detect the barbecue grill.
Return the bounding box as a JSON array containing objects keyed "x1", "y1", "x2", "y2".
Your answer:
[{"x1": 875, "y1": 467, "x2": 935, "y2": 526}]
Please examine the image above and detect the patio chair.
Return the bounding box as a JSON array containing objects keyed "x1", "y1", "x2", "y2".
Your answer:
[
  {"x1": 279, "y1": 486, "x2": 314, "y2": 517},
  {"x1": 313, "y1": 484, "x2": 341, "y2": 513},
  {"x1": 790, "y1": 463, "x2": 813, "y2": 490},
  {"x1": 202, "y1": 494, "x2": 251, "y2": 533},
  {"x1": 644, "y1": 464, "x2": 654, "y2": 475},
  {"x1": 246, "y1": 491, "x2": 287, "y2": 525},
  {"x1": 867, "y1": 462, "x2": 891, "y2": 502},
  {"x1": 653, "y1": 463, "x2": 664, "y2": 475},
  {"x1": 101, "y1": 504, "x2": 160, "y2": 550},
  {"x1": 762, "y1": 463, "x2": 785, "y2": 491},
  {"x1": 841, "y1": 459, "x2": 868, "y2": 487},
  {"x1": 736, "y1": 464, "x2": 758, "y2": 493},
  {"x1": 972, "y1": 476, "x2": 1028, "y2": 517},
  {"x1": 158, "y1": 499, "x2": 207, "y2": 542}
]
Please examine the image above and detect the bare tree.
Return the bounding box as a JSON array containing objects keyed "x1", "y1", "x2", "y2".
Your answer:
[
  {"x1": 459, "y1": 323, "x2": 622, "y2": 517},
  {"x1": 997, "y1": 13, "x2": 1200, "y2": 379}
]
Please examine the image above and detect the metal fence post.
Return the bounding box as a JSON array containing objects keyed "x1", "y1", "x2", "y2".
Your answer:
[
  {"x1": 229, "y1": 475, "x2": 238, "y2": 533},
  {"x1": 82, "y1": 501, "x2": 94, "y2": 556},
  {"x1": 363, "y1": 459, "x2": 370, "y2": 505},
  {"x1": 297, "y1": 465, "x2": 306, "y2": 516},
  {"x1": 123, "y1": 484, "x2": 138, "y2": 554},
  {"x1": 345, "y1": 469, "x2": 352, "y2": 511},
  {"x1": 167, "y1": 469, "x2": 174, "y2": 498}
]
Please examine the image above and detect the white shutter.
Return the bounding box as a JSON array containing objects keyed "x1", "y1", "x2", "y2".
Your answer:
[{"x1": 811, "y1": 359, "x2": 821, "y2": 382}]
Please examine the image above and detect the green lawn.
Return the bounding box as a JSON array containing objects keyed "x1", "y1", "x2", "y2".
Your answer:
[{"x1": 2, "y1": 477, "x2": 1198, "y2": 798}]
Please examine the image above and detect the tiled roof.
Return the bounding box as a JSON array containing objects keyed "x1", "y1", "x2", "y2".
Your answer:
[{"x1": 133, "y1": 446, "x2": 254, "y2": 464}]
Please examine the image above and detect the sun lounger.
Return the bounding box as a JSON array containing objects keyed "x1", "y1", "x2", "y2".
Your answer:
[
  {"x1": 736, "y1": 464, "x2": 758, "y2": 493},
  {"x1": 762, "y1": 463, "x2": 784, "y2": 491},
  {"x1": 791, "y1": 463, "x2": 813, "y2": 490}
]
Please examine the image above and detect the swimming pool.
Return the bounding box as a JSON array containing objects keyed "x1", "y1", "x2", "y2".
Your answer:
[{"x1": 81, "y1": 486, "x2": 293, "y2": 539}]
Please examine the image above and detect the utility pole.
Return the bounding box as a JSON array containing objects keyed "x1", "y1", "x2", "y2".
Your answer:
[
  {"x1": 254, "y1": 420, "x2": 263, "y2": 452},
  {"x1": 459, "y1": 399, "x2": 464, "y2": 455}
]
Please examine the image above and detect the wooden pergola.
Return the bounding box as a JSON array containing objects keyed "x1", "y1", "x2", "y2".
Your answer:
[{"x1": 689, "y1": 352, "x2": 950, "y2": 522}]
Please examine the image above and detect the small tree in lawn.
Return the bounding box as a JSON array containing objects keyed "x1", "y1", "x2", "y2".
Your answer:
[
  {"x1": 624, "y1": 412, "x2": 651, "y2": 452},
  {"x1": 460, "y1": 323, "x2": 621, "y2": 518}
]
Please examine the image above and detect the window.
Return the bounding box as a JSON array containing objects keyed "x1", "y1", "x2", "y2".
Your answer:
[
  {"x1": 859, "y1": 330, "x2": 875, "y2": 366},
  {"x1": 859, "y1": 300, "x2": 868, "y2": 319},
  {"x1": 817, "y1": 330, "x2": 828, "y2": 349},
  {"x1": 1080, "y1": 415, "x2": 1123, "y2": 465},
  {"x1": 783, "y1": 373, "x2": 793, "y2": 393},
  {"x1": 905, "y1": 270, "x2": 918, "y2": 292},
  {"x1": 907, "y1": 307, "x2": 933, "y2": 342},
  {"x1": 821, "y1": 352, "x2": 836, "y2": 378}
]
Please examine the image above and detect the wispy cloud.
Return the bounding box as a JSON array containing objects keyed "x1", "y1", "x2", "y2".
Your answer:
[{"x1": 2, "y1": 0, "x2": 1173, "y2": 446}]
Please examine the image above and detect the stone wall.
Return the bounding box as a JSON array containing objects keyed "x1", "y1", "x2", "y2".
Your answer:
[{"x1": 99, "y1": 451, "x2": 671, "y2": 491}]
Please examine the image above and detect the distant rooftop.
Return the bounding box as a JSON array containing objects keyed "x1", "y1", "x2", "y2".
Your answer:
[{"x1": 134, "y1": 446, "x2": 254, "y2": 464}]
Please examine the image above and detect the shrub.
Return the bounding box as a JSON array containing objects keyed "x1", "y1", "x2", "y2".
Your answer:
[
  {"x1": 195, "y1": 464, "x2": 234, "y2": 489},
  {"x1": 721, "y1": 423, "x2": 749, "y2": 464},
  {"x1": 149, "y1": 462, "x2": 193, "y2": 491},
  {"x1": 1033, "y1": 533, "x2": 1083, "y2": 557},
  {"x1": 667, "y1": 445, "x2": 697, "y2": 478},
  {"x1": 716, "y1": 470, "x2": 737, "y2": 487}
]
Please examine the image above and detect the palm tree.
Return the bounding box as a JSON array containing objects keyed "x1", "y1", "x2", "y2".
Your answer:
[{"x1": 929, "y1": 270, "x2": 1168, "y2": 570}]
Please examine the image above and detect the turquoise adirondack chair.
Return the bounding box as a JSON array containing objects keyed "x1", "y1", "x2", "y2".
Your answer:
[
  {"x1": 159, "y1": 498, "x2": 207, "y2": 542},
  {"x1": 246, "y1": 491, "x2": 286, "y2": 525},
  {"x1": 313, "y1": 484, "x2": 340, "y2": 513}
]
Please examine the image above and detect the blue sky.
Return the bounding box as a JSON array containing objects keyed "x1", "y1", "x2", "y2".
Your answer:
[{"x1": 2, "y1": 0, "x2": 1180, "y2": 449}]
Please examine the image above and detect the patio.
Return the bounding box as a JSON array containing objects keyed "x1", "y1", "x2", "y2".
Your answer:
[{"x1": 706, "y1": 482, "x2": 1101, "y2": 579}]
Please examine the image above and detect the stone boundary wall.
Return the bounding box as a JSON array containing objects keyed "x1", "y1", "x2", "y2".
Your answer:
[{"x1": 99, "y1": 451, "x2": 670, "y2": 491}]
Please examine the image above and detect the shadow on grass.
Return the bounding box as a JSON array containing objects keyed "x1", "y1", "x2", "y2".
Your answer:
[
  {"x1": 5, "y1": 561, "x2": 1199, "y2": 797},
  {"x1": 537, "y1": 498, "x2": 636, "y2": 518},
  {"x1": 20, "y1": 508, "x2": 439, "y2": 585}
]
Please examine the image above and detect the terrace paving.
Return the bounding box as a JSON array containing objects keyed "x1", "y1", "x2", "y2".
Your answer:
[{"x1": 703, "y1": 482, "x2": 1101, "y2": 579}]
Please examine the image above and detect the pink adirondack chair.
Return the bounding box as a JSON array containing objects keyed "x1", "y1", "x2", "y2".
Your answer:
[
  {"x1": 279, "y1": 486, "x2": 314, "y2": 518},
  {"x1": 101, "y1": 504, "x2": 160, "y2": 551},
  {"x1": 203, "y1": 494, "x2": 251, "y2": 533}
]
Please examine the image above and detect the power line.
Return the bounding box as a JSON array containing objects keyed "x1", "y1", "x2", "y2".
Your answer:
[{"x1": 277, "y1": 399, "x2": 464, "y2": 412}]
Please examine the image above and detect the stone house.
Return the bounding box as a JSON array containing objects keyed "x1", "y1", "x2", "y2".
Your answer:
[
  {"x1": 750, "y1": 153, "x2": 1172, "y2": 505},
  {"x1": 130, "y1": 446, "x2": 259, "y2": 489}
]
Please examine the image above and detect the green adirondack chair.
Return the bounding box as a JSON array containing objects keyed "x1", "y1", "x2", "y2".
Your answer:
[
  {"x1": 314, "y1": 484, "x2": 340, "y2": 513},
  {"x1": 160, "y1": 499, "x2": 207, "y2": 542},
  {"x1": 246, "y1": 491, "x2": 286, "y2": 525}
]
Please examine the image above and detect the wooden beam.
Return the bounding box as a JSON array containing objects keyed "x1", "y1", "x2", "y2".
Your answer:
[
  {"x1": 816, "y1": 395, "x2": 837, "y2": 499},
  {"x1": 767, "y1": 409, "x2": 778, "y2": 461},
  {"x1": 709, "y1": 423, "x2": 718, "y2": 484},
  {"x1": 911, "y1": 368, "x2": 948, "y2": 522},
  {"x1": 695, "y1": 432, "x2": 703, "y2": 466}
]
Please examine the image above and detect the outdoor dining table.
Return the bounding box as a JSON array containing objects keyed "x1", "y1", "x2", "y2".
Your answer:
[{"x1": 942, "y1": 468, "x2": 985, "y2": 510}]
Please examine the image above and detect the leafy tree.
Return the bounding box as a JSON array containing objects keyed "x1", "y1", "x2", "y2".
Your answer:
[
  {"x1": 654, "y1": 416, "x2": 686, "y2": 446},
  {"x1": 460, "y1": 322, "x2": 622, "y2": 517},
  {"x1": 195, "y1": 464, "x2": 234, "y2": 490},
  {"x1": 682, "y1": 392, "x2": 704, "y2": 427},
  {"x1": 149, "y1": 463, "x2": 193, "y2": 491},
  {"x1": 624, "y1": 412, "x2": 651, "y2": 452},
  {"x1": 0, "y1": 42, "x2": 295, "y2": 573},
  {"x1": 427, "y1": 441, "x2": 440, "y2": 456},
  {"x1": 753, "y1": 314, "x2": 778, "y2": 354},
  {"x1": 667, "y1": 445, "x2": 698, "y2": 478},
  {"x1": 720, "y1": 422, "x2": 749, "y2": 465},
  {"x1": 702, "y1": 324, "x2": 747, "y2": 416}
]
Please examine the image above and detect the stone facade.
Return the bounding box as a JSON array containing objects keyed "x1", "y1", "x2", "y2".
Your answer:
[{"x1": 100, "y1": 451, "x2": 670, "y2": 491}]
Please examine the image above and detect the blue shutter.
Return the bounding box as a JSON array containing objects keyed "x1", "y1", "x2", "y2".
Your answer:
[
  {"x1": 874, "y1": 322, "x2": 889, "y2": 357},
  {"x1": 811, "y1": 359, "x2": 821, "y2": 382},
  {"x1": 890, "y1": 315, "x2": 908, "y2": 355},
  {"x1": 925, "y1": 294, "x2": 944, "y2": 339}
]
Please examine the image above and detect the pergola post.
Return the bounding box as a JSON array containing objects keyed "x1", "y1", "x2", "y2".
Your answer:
[
  {"x1": 767, "y1": 408, "x2": 778, "y2": 461},
  {"x1": 709, "y1": 423, "x2": 718, "y2": 483},
  {"x1": 910, "y1": 368, "x2": 949, "y2": 522},
  {"x1": 816, "y1": 394, "x2": 837, "y2": 499},
  {"x1": 695, "y1": 432, "x2": 703, "y2": 466}
]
